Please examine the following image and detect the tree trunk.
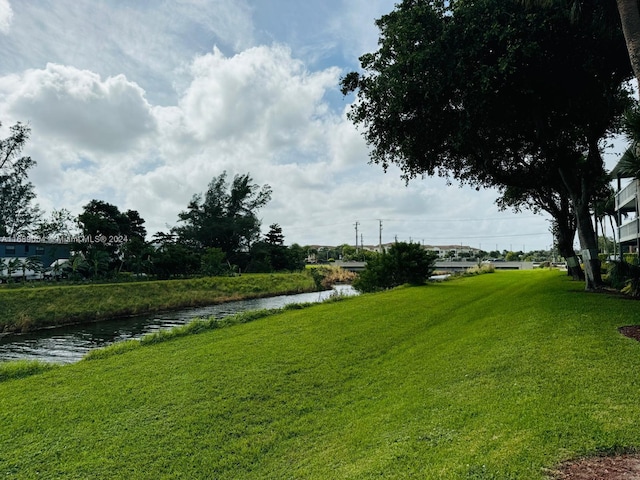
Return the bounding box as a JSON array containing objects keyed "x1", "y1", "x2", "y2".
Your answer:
[
  {"x1": 549, "y1": 194, "x2": 584, "y2": 281},
  {"x1": 616, "y1": 0, "x2": 640, "y2": 92},
  {"x1": 555, "y1": 135, "x2": 609, "y2": 291},
  {"x1": 574, "y1": 197, "x2": 603, "y2": 290},
  {"x1": 555, "y1": 221, "x2": 584, "y2": 281}
]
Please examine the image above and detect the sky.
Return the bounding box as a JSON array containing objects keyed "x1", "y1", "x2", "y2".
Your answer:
[{"x1": 0, "y1": 0, "x2": 627, "y2": 251}]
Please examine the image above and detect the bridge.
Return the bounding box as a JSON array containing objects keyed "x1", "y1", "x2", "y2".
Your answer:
[{"x1": 332, "y1": 260, "x2": 536, "y2": 273}]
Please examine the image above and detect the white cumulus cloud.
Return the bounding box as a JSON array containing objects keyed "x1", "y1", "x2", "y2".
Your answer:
[
  {"x1": 0, "y1": 0, "x2": 12, "y2": 34},
  {"x1": 3, "y1": 63, "x2": 156, "y2": 153},
  {"x1": 179, "y1": 45, "x2": 340, "y2": 149}
]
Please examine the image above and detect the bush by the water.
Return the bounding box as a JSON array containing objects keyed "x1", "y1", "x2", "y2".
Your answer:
[
  {"x1": 308, "y1": 266, "x2": 357, "y2": 289},
  {"x1": 353, "y1": 242, "x2": 436, "y2": 292}
]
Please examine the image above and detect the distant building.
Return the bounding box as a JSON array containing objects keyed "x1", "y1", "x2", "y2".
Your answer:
[
  {"x1": 613, "y1": 167, "x2": 640, "y2": 255},
  {"x1": 0, "y1": 238, "x2": 71, "y2": 269},
  {"x1": 364, "y1": 243, "x2": 481, "y2": 258},
  {"x1": 424, "y1": 245, "x2": 482, "y2": 259}
]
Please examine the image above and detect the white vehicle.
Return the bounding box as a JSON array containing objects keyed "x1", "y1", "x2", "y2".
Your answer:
[{"x1": 44, "y1": 259, "x2": 69, "y2": 279}]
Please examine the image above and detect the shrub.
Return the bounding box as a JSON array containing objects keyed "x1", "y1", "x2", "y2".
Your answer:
[
  {"x1": 608, "y1": 261, "x2": 640, "y2": 296},
  {"x1": 353, "y1": 242, "x2": 436, "y2": 293},
  {"x1": 308, "y1": 266, "x2": 356, "y2": 289},
  {"x1": 466, "y1": 263, "x2": 495, "y2": 275}
]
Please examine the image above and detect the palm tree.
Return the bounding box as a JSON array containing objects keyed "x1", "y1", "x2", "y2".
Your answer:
[
  {"x1": 593, "y1": 187, "x2": 620, "y2": 259},
  {"x1": 85, "y1": 249, "x2": 110, "y2": 279},
  {"x1": 7, "y1": 258, "x2": 21, "y2": 282},
  {"x1": 24, "y1": 256, "x2": 43, "y2": 280},
  {"x1": 0, "y1": 257, "x2": 6, "y2": 283},
  {"x1": 67, "y1": 254, "x2": 88, "y2": 280}
]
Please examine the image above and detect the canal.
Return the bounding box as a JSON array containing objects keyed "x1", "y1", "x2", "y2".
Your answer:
[{"x1": 0, "y1": 285, "x2": 357, "y2": 364}]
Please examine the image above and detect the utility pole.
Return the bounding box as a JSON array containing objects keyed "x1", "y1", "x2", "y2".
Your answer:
[
  {"x1": 379, "y1": 219, "x2": 383, "y2": 252},
  {"x1": 354, "y1": 221, "x2": 360, "y2": 252}
]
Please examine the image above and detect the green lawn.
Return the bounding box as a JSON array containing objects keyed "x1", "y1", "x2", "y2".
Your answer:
[{"x1": 1, "y1": 270, "x2": 640, "y2": 478}]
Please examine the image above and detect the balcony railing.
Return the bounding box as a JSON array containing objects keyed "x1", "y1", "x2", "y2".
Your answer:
[
  {"x1": 616, "y1": 179, "x2": 639, "y2": 211},
  {"x1": 619, "y1": 218, "x2": 640, "y2": 244}
]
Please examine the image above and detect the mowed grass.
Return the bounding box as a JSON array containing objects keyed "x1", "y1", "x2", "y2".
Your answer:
[
  {"x1": 0, "y1": 273, "x2": 316, "y2": 332},
  {"x1": 2, "y1": 270, "x2": 640, "y2": 478}
]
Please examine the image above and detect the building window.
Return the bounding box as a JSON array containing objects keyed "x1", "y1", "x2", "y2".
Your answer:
[
  {"x1": 35, "y1": 246, "x2": 45, "y2": 255},
  {"x1": 5, "y1": 245, "x2": 15, "y2": 255},
  {"x1": 24, "y1": 244, "x2": 29, "y2": 253}
]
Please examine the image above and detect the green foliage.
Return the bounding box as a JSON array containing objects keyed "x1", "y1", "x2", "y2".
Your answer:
[
  {"x1": 0, "y1": 122, "x2": 41, "y2": 237},
  {"x1": 624, "y1": 253, "x2": 639, "y2": 265},
  {"x1": 353, "y1": 242, "x2": 436, "y2": 292},
  {"x1": 609, "y1": 261, "x2": 640, "y2": 296},
  {"x1": 151, "y1": 242, "x2": 200, "y2": 279},
  {"x1": 173, "y1": 171, "x2": 272, "y2": 269},
  {"x1": 505, "y1": 251, "x2": 523, "y2": 261},
  {"x1": 343, "y1": 0, "x2": 627, "y2": 182},
  {"x1": 76, "y1": 200, "x2": 148, "y2": 278},
  {"x1": 246, "y1": 224, "x2": 305, "y2": 273},
  {"x1": 200, "y1": 247, "x2": 227, "y2": 276},
  {"x1": 264, "y1": 223, "x2": 284, "y2": 246}
]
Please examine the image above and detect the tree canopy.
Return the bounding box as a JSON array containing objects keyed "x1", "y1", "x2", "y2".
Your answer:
[
  {"x1": 173, "y1": 172, "x2": 272, "y2": 268},
  {"x1": 75, "y1": 200, "x2": 148, "y2": 277},
  {"x1": 0, "y1": 122, "x2": 41, "y2": 237},
  {"x1": 342, "y1": 0, "x2": 634, "y2": 289}
]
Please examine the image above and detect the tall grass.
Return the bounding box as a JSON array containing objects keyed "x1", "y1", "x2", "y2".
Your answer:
[
  {"x1": 1, "y1": 270, "x2": 640, "y2": 478},
  {"x1": 0, "y1": 273, "x2": 316, "y2": 333},
  {"x1": 0, "y1": 360, "x2": 58, "y2": 382}
]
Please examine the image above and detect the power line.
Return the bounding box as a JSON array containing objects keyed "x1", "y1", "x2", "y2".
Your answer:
[
  {"x1": 408, "y1": 232, "x2": 549, "y2": 241},
  {"x1": 283, "y1": 215, "x2": 549, "y2": 232}
]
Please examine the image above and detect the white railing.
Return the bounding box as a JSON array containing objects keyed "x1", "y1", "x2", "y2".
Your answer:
[
  {"x1": 619, "y1": 218, "x2": 640, "y2": 244},
  {"x1": 616, "y1": 179, "x2": 639, "y2": 211}
]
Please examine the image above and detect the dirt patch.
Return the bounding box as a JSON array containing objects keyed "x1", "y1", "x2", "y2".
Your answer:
[
  {"x1": 619, "y1": 325, "x2": 640, "y2": 342},
  {"x1": 550, "y1": 454, "x2": 640, "y2": 479}
]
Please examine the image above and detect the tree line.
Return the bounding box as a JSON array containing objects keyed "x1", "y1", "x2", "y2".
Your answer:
[
  {"x1": 0, "y1": 119, "x2": 591, "y2": 284},
  {"x1": 0, "y1": 125, "x2": 307, "y2": 279}
]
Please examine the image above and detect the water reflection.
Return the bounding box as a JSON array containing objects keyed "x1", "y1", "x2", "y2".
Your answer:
[{"x1": 0, "y1": 285, "x2": 356, "y2": 364}]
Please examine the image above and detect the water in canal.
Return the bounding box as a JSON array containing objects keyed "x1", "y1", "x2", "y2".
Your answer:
[{"x1": 0, "y1": 285, "x2": 357, "y2": 364}]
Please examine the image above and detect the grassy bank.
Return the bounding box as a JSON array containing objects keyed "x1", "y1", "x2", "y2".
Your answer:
[
  {"x1": 0, "y1": 273, "x2": 316, "y2": 333},
  {"x1": 2, "y1": 270, "x2": 640, "y2": 478}
]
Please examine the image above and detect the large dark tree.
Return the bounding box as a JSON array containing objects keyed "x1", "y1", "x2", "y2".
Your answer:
[
  {"x1": 76, "y1": 200, "x2": 147, "y2": 277},
  {"x1": 342, "y1": 0, "x2": 633, "y2": 290},
  {"x1": 0, "y1": 122, "x2": 41, "y2": 237},
  {"x1": 173, "y1": 172, "x2": 272, "y2": 269}
]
